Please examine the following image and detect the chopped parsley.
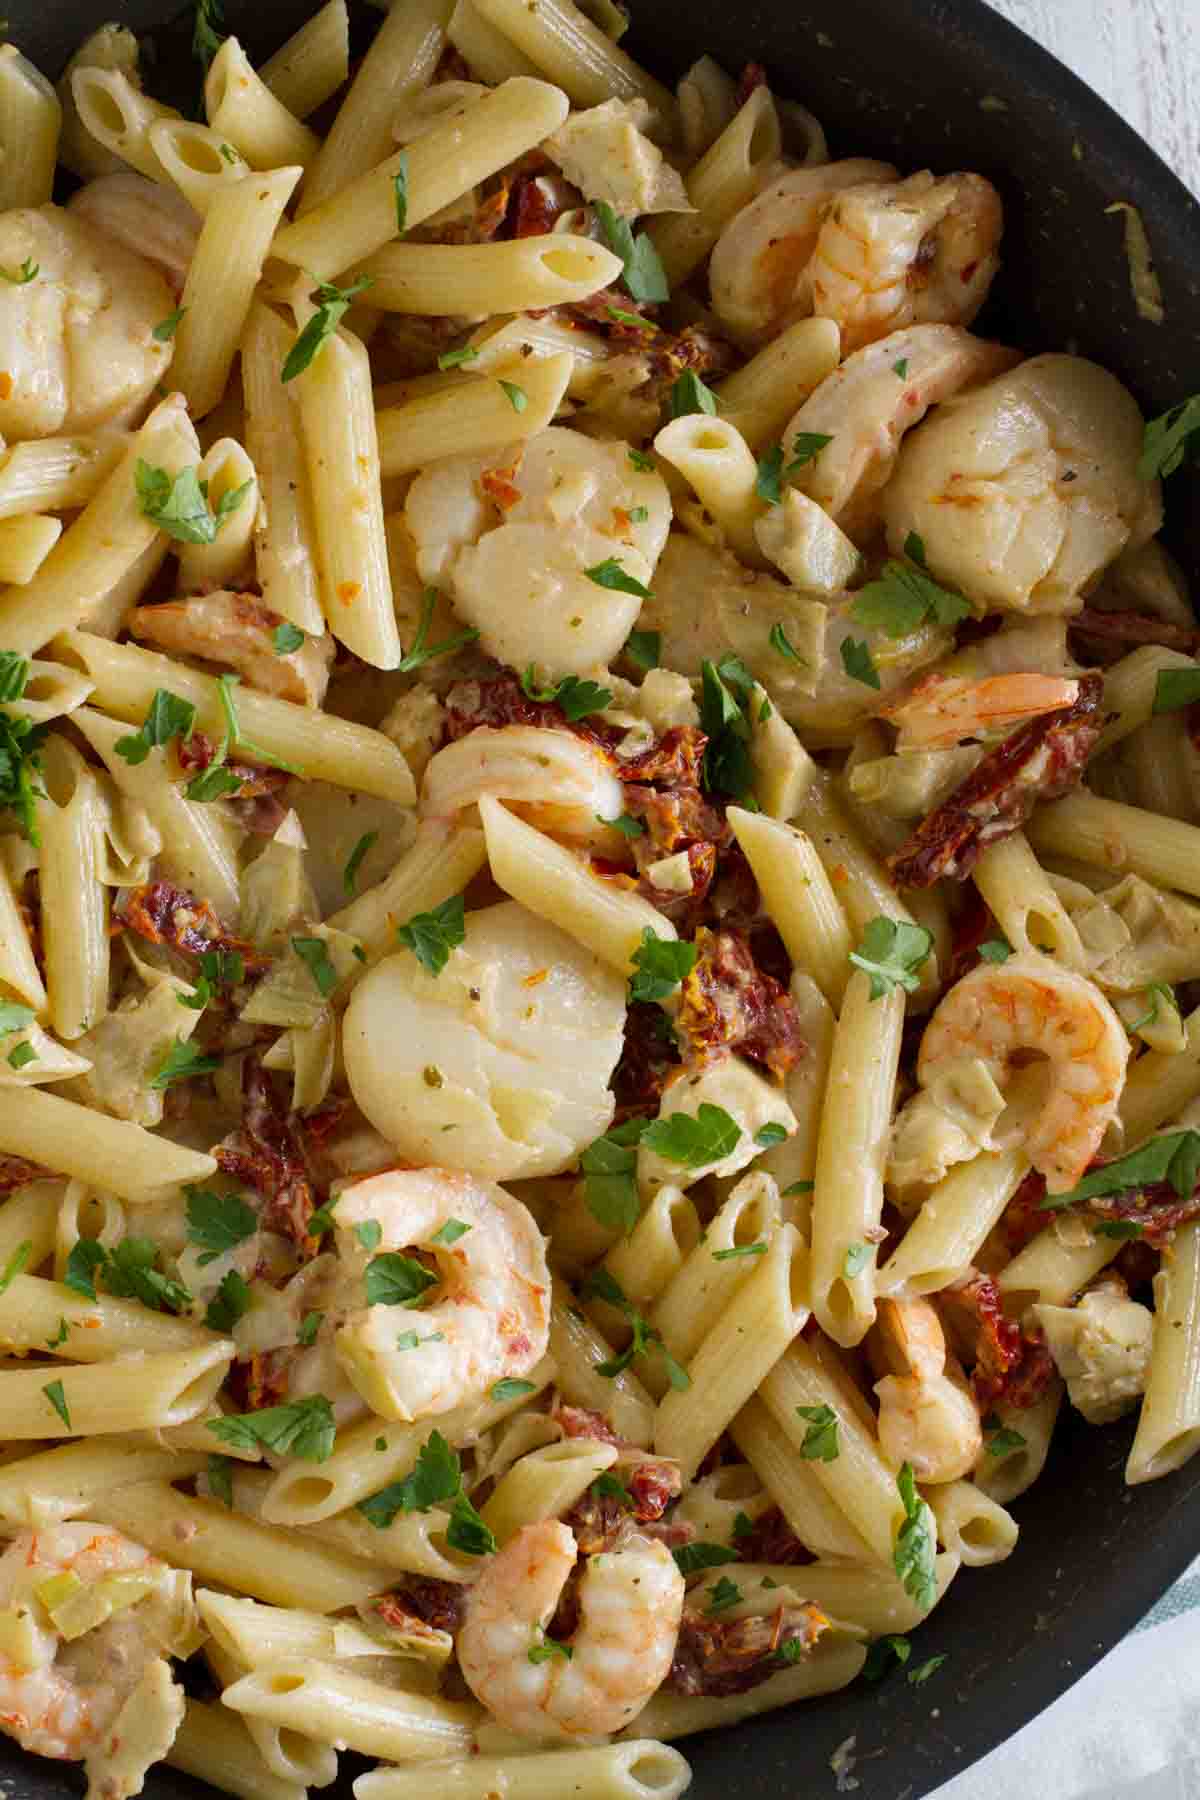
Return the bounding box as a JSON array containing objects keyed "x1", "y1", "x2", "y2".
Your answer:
[
  {"x1": 430, "y1": 1219, "x2": 470, "y2": 1246},
  {"x1": 641, "y1": 1102, "x2": 742, "y2": 1168},
  {"x1": 581, "y1": 1117, "x2": 647, "y2": 1237},
  {"x1": 0, "y1": 1239, "x2": 31, "y2": 1296},
  {"x1": 843, "y1": 1243, "x2": 872, "y2": 1278},
  {"x1": 670, "y1": 370, "x2": 718, "y2": 419},
  {"x1": 437, "y1": 344, "x2": 481, "y2": 371},
  {"x1": 43, "y1": 1379, "x2": 71, "y2": 1429},
  {"x1": 490, "y1": 1378, "x2": 536, "y2": 1401},
  {"x1": 148, "y1": 1038, "x2": 220, "y2": 1090},
  {"x1": 755, "y1": 1123, "x2": 788, "y2": 1148},
  {"x1": 393, "y1": 155, "x2": 408, "y2": 234},
  {"x1": 707, "y1": 1576, "x2": 743, "y2": 1614},
  {"x1": 205, "y1": 1269, "x2": 251, "y2": 1332},
  {"x1": 849, "y1": 917, "x2": 934, "y2": 1000},
  {"x1": 207, "y1": 1454, "x2": 234, "y2": 1507},
  {"x1": 583, "y1": 558, "x2": 653, "y2": 599},
  {"x1": 518, "y1": 667, "x2": 613, "y2": 718},
  {"x1": 114, "y1": 689, "x2": 197, "y2": 765},
  {"x1": 396, "y1": 893, "x2": 466, "y2": 977},
  {"x1": 291, "y1": 935, "x2": 339, "y2": 998},
  {"x1": 593, "y1": 201, "x2": 669, "y2": 304},
  {"x1": 712, "y1": 1242, "x2": 767, "y2": 1261},
  {"x1": 498, "y1": 379, "x2": 527, "y2": 413},
  {"x1": 281, "y1": 275, "x2": 374, "y2": 383},
  {"x1": 342, "y1": 831, "x2": 379, "y2": 895},
  {"x1": 185, "y1": 1186, "x2": 256, "y2": 1265},
  {"x1": 1041, "y1": 1127, "x2": 1200, "y2": 1210},
  {"x1": 628, "y1": 928, "x2": 697, "y2": 1005},
  {"x1": 135, "y1": 461, "x2": 251, "y2": 546},
  {"x1": 796, "y1": 1403, "x2": 840, "y2": 1462},
  {"x1": 1152, "y1": 668, "x2": 1200, "y2": 715},
  {"x1": 699, "y1": 655, "x2": 756, "y2": 804},
  {"x1": 624, "y1": 627, "x2": 660, "y2": 670},
  {"x1": 978, "y1": 937, "x2": 1013, "y2": 964},
  {"x1": 209, "y1": 1395, "x2": 337, "y2": 1462},
  {"x1": 1139, "y1": 393, "x2": 1200, "y2": 481},
  {"x1": 673, "y1": 1541, "x2": 738, "y2": 1575},
  {"x1": 893, "y1": 1462, "x2": 937, "y2": 1611},
  {"x1": 365, "y1": 1252, "x2": 439, "y2": 1308},
  {"x1": 583, "y1": 1267, "x2": 689, "y2": 1390},
  {"x1": 840, "y1": 636, "x2": 880, "y2": 689},
  {"x1": 153, "y1": 307, "x2": 188, "y2": 342},
  {"x1": 273, "y1": 622, "x2": 305, "y2": 654},
  {"x1": 528, "y1": 1634, "x2": 573, "y2": 1663},
  {"x1": 0, "y1": 259, "x2": 37, "y2": 285},
  {"x1": 851, "y1": 548, "x2": 970, "y2": 637},
  {"x1": 396, "y1": 586, "x2": 480, "y2": 673}
]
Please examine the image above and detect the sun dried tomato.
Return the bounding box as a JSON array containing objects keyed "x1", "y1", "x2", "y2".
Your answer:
[
  {"x1": 675, "y1": 926, "x2": 805, "y2": 1078},
  {"x1": 115, "y1": 879, "x2": 268, "y2": 972},
  {"x1": 1068, "y1": 606, "x2": 1200, "y2": 666},
  {"x1": 214, "y1": 1059, "x2": 320, "y2": 1253},
  {"x1": 939, "y1": 1274, "x2": 1055, "y2": 1411},
  {"x1": 667, "y1": 1603, "x2": 828, "y2": 1698},
  {"x1": 378, "y1": 1579, "x2": 466, "y2": 1636},
  {"x1": 728, "y1": 1506, "x2": 814, "y2": 1567}
]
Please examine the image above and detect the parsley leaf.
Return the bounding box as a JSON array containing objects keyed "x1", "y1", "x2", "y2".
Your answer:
[
  {"x1": 207, "y1": 1454, "x2": 234, "y2": 1507},
  {"x1": 699, "y1": 656, "x2": 756, "y2": 804},
  {"x1": 104, "y1": 1238, "x2": 193, "y2": 1314},
  {"x1": 209, "y1": 1394, "x2": 336, "y2": 1462},
  {"x1": 114, "y1": 689, "x2": 196, "y2": 765},
  {"x1": 605, "y1": 812, "x2": 644, "y2": 838},
  {"x1": 44, "y1": 1379, "x2": 71, "y2": 1429},
  {"x1": 628, "y1": 449, "x2": 656, "y2": 475},
  {"x1": 850, "y1": 917, "x2": 934, "y2": 1000},
  {"x1": 986, "y1": 1425, "x2": 1027, "y2": 1459},
  {"x1": 281, "y1": 275, "x2": 374, "y2": 383},
  {"x1": 298, "y1": 1311, "x2": 323, "y2": 1347},
  {"x1": 64, "y1": 1239, "x2": 107, "y2": 1302},
  {"x1": 0, "y1": 653, "x2": 29, "y2": 704},
  {"x1": 581, "y1": 1118, "x2": 648, "y2": 1236},
  {"x1": 592, "y1": 1471, "x2": 632, "y2": 1505},
  {"x1": 893, "y1": 1462, "x2": 937, "y2": 1612},
  {"x1": 185, "y1": 1186, "x2": 256, "y2": 1265},
  {"x1": 908, "y1": 1654, "x2": 947, "y2": 1685},
  {"x1": 395, "y1": 587, "x2": 479, "y2": 674},
  {"x1": 624, "y1": 627, "x2": 660, "y2": 670},
  {"x1": 1139, "y1": 393, "x2": 1200, "y2": 481},
  {"x1": 135, "y1": 462, "x2": 250, "y2": 546},
  {"x1": 393, "y1": 154, "x2": 409, "y2": 234},
  {"x1": 437, "y1": 344, "x2": 481, "y2": 371},
  {"x1": 755, "y1": 445, "x2": 785, "y2": 505},
  {"x1": 755, "y1": 1123, "x2": 788, "y2": 1148},
  {"x1": 192, "y1": 0, "x2": 225, "y2": 69},
  {"x1": 1041, "y1": 1128, "x2": 1200, "y2": 1210},
  {"x1": 447, "y1": 1492, "x2": 497, "y2": 1556},
  {"x1": 1153, "y1": 668, "x2": 1200, "y2": 714},
  {"x1": 670, "y1": 370, "x2": 718, "y2": 419},
  {"x1": 787, "y1": 431, "x2": 832, "y2": 470},
  {"x1": 594, "y1": 200, "x2": 669, "y2": 304},
  {"x1": 584, "y1": 1268, "x2": 689, "y2": 1390},
  {"x1": 893, "y1": 358, "x2": 910, "y2": 379},
  {"x1": 1095, "y1": 1219, "x2": 1146, "y2": 1240},
  {"x1": 498, "y1": 379, "x2": 527, "y2": 412},
  {"x1": 0, "y1": 1239, "x2": 30, "y2": 1295},
  {"x1": 273, "y1": 622, "x2": 305, "y2": 655},
  {"x1": 978, "y1": 937, "x2": 1012, "y2": 964},
  {"x1": 0, "y1": 259, "x2": 37, "y2": 285},
  {"x1": 356, "y1": 1428, "x2": 493, "y2": 1546},
  {"x1": 396, "y1": 893, "x2": 466, "y2": 977},
  {"x1": 628, "y1": 928, "x2": 697, "y2": 1004},
  {"x1": 641, "y1": 1102, "x2": 742, "y2": 1168},
  {"x1": 365, "y1": 1253, "x2": 439, "y2": 1308},
  {"x1": 46, "y1": 1317, "x2": 69, "y2": 1350},
  {"x1": 491, "y1": 1378, "x2": 536, "y2": 1401},
  {"x1": 529, "y1": 1633, "x2": 572, "y2": 1663},
  {"x1": 343, "y1": 831, "x2": 379, "y2": 895},
  {"x1": 673, "y1": 1541, "x2": 738, "y2": 1575},
  {"x1": 852, "y1": 559, "x2": 970, "y2": 637},
  {"x1": 712, "y1": 1242, "x2": 767, "y2": 1261},
  {"x1": 153, "y1": 306, "x2": 188, "y2": 342},
  {"x1": 0, "y1": 1002, "x2": 34, "y2": 1038},
  {"x1": 843, "y1": 1242, "x2": 872, "y2": 1277},
  {"x1": 149, "y1": 1038, "x2": 219, "y2": 1090},
  {"x1": 430, "y1": 1219, "x2": 470, "y2": 1246},
  {"x1": 769, "y1": 621, "x2": 807, "y2": 664},
  {"x1": 796, "y1": 1403, "x2": 840, "y2": 1462},
  {"x1": 863, "y1": 1634, "x2": 911, "y2": 1681},
  {"x1": 291, "y1": 935, "x2": 339, "y2": 998},
  {"x1": 1127, "y1": 981, "x2": 1177, "y2": 1035},
  {"x1": 583, "y1": 559, "x2": 652, "y2": 599},
  {"x1": 840, "y1": 636, "x2": 880, "y2": 689},
  {"x1": 356, "y1": 1222, "x2": 382, "y2": 1252},
  {"x1": 707, "y1": 1576, "x2": 743, "y2": 1613},
  {"x1": 518, "y1": 667, "x2": 613, "y2": 719}
]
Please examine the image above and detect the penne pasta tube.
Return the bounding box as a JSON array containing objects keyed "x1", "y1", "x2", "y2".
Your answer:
[
  {"x1": 810, "y1": 971, "x2": 903, "y2": 1345},
  {"x1": 480, "y1": 1439, "x2": 618, "y2": 1544},
  {"x1": 925, "y1": 1479, "x2": 1018, "y2": 1566},
  {"x1": 0, "y1": 1439, "x2": 207, "y2": 1526},
  {"x1": 376, "y1": 353, "x2": 573, "y2": 477},
  {"x1": 648, "y1": 1174, "x2": 782, "y2": 1395},
  {"x1": 687, "y1": 1550, "x2": 960, "y2": 1636},
  {"x1": 447, "y1": 0, "x2": 543, "y2": 83},
  {"x1": 198, "y1": 1590, "x2": 402, "y2": 1668},
  {"x1": 274, "y1": 78, "x2": 570, "y2": 276},
  {"x1": 354, "y1": 1741, "x2": 693, "y2": 1800},
  {"x1": 0, "y1": 432, "x2": 128, "y2": 519},
  {"x1": 231, "y1": 1465, "x2": 466, "y2": 1583},
  {"x1": 147, "y1": 117, "x2": 249, "y2": 214},
  {"x1": 716, "y1": 316, "x2": 843, "y2": 450},
  {"x1": 298, "y1": 0, "x2": 453, "y2": 213},
  {"x1": 1095, "y1": 644, "x2": 1197, "y2": 756},
  {"x1": 877, "y1": 1149, "x2": 1031, "y2": 1296},
  {"x1": 55, "y1": 24, "x2": 139, "y2": 181},
  {"x1": 168, "y1": 1698, "x2": 307, "y2": 1800},
  {"x1": 172, "y1": 166, "x2": 302, "y2": 419},
  {"x1": 0, "y1": 841, "x2": 47, "y2": 1012},
  {"x1": 0, "y1": 1084, "x2": 216, "y2": 1201},
  {"x1": 294, "y1": 321, "x2": 399, "y2": 667},
  {"x1": 352, "y1": 235, "x2": 622, "y2": 315},
  {"x1": 1028, "y1": 789, "x2": 1200, "y2": 901},
  {"x1": 206, "y1": 38, "x2": 320, "y2": 170},
  {"x1": 260, "y1": 0, "x2": 350, "y2": 119},
  {"x1": 728, "y1": 807, "x2": 850, "y2": 1008},
  {"x1": 69, "y1": 67, "x2": 178, "y2": 180},
  {"x1": 758, "y1": 975, "x2": 835, "y2": 1218},
  {"x1": 729, "y1": 1396, "x2": 878, "y2": 1561},
  {"x1": 626, "y1": 1634, "x2": 867, "y2": 1740},
  {"x1": 72, "y1": 706, "x2": 242, "y2": 924},
  {"x1": 0, "y1": 1273, "x2": 215, "y2": 1361},
  {"x1": 0, "y1": 1340, "x2": 232, "y2": 1438},
  {"x1": 997, "y1": 1222, "x2": 1119, "y2": 1307},
  {"x1": 7, "y1": 659, "x2": 93, "y2": 728},
  {"x1": 176, "y1": 438, "x2": 258, "y2": 593},
  {"x1": 0, "y1": 514, "x2": 62, "y2": 584},
  {"x1": 599, "y1": 1187, "x2": 700, "y2": 1320},
  {"x1": 481, "y1": 796, "x2": 675, "y2": 976},
  {"x1": 653, "y1": 414, "x2": 766, "y2": 565},
  {"x1": 0, "y1": 1182, "x2": 64, "y2": 1269},
  {"x1": 468, "y1": 0, "x2": 673, "y2": 111},
  {"x1": 223, "y1": 1661, "x2": 480, "y2": 1762},
  {"x1": 36, "y1": 736, "x2": 109, "y2": 1040},
  {"x1": 60, "y1": 633, "x2": 416, "y2": 808},
  {"x1": 1120, "y1": 1003, "x2": 1200, "y2": 1144},
  {"x1": 93, "y1": 1481, "x2": 391, "y2": 1610},
  {"x1": 261, "y1": 1354, "x2": 557, "y2": 1525},
  {"x1": 654, "y1": 1225, "x2": 808, "y2": 1480},
  {"x1": 328, "y1": 820, "x2": 487, "y2": 961},
  {"x1": 757, "y1": 1338, "x2": 903, "y2": 1566},
  {"x1": 241, "y1": 300, "x2": 325, "y2": 635},
  {"x1": 649, "y1": 87, "x2": 780, "y2": 288},
  {"x1": 0, "y1": 395, "x2": 200, "y2": 655},
  {"x1": 0, "y1": 45, "x2": 62, "y2": 207},
  {"x1": 550, "y1": 1287, "x2": 655, "y2": 1448},
  {"x1": 203, "y1": 1638, "x2": 340, "y2": 1789},
  {"x1": 973, "y1": 1381, "x2": 1062, "y2": 1505},
  {"x1": 971, "y1": 830, "x2": 1087, "y2": 970},
  {"x1": 1127, "y1": 1220, "x2": 1200, "y2": 1483}
]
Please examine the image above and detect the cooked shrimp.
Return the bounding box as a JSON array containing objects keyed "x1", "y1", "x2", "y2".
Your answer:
[
  {"x1": 810, "y1": 171, "x2": 1002, "y2": 352},
  {"x1": 343, "y1": 899, "x2": 627, "y2": 1183},
  {"x1": 0, "y1": 1525, "x2": 184, "y2": 1764},
  {"x1": 332, "y1": 1165, "x2": 551, "y2": 1421},
  {"x1": 869, "y1": 1297, "x2": 982, "y2": 1481},
  {"x1": 68, "y1": 173, "x2": 200, "y2": 299},
  {"x1": 916, "y1": 953, "x2": 1128, "y2": 1193},
  {"x1": 457, "y1": 1520, "x2": 684, "y2": 1741},
  {"x1": 883, "y1": 353, "x2": 1163, "y2": 614},
  {"x1": 421, "y1": 725, "x2": 624, "y2": 851},
  {"x1": 405, "y1": 428, "x2": 672, "y2": 676},
  {"x1": 708, "y1": 159, "x2": 897, "y2": 346},
  {"x1": 879, "y1": 672, "x2": 1081, "y2": 749},
  {"x1": 128, "y1": 591, "x2": 335, "y2": 706},
  {"x1": 0, "y1": 205, "x2": 174, "y2": 440},
  {"x1": 783, "y1": 323, "x2": 1020, "y2": 542}
]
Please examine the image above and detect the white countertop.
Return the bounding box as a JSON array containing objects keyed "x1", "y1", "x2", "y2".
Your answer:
[{"x1": 988, "y1": 0, "x2": 1199, "y2": 193}]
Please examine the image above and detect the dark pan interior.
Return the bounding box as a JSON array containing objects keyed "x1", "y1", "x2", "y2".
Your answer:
[{"x1": 5, "y1": 0, "x2": 1200, "y2": 1794}]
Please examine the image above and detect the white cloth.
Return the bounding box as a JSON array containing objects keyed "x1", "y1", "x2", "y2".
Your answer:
[{"x1": 932, "y1": 1558, "x2": 1200, "y2": 1800}]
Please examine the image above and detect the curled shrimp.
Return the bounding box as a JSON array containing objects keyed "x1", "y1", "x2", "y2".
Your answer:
[
  {"x1": 782, "y1": 324, "x2": 1020, "y2": 542},
  {"x1": 420, "y1": 724, "x2": 624, "y2": 851},
  {"x1": 870, "y1": 1297, "x2": 982, "y2": 1481},
  {"x1": 457, "y1": 1519, "x2": 684, "y2": 1741},
  {"x1": 809, "y1": 171, "x2": 1002, "y2": 353},
  {"x1": 708, "y1": 158, "x2": 897, "y2": 346},
  {"x1": 128, "y1": 591, "x2": 335, "y2": 707},
  {"x1": 332, "y1": 1165, "x2": 551, "y2": 1421},
  {"x1": 915, "y1": 953, "x2": 1128, "y2": 1193},
  {"x1": 0, "y1": 1525, "x2": 185, "y2": 1768},
  {"x1": 879, "y1": 672, "x2": 1081, "y2": 750}
]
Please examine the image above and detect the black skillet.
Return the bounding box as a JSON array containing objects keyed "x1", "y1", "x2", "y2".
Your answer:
[{"x1": 4, "y1": 0, "x2": 1200, "y2": 1793}]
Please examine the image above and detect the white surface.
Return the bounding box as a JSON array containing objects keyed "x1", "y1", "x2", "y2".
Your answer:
[{"x1": 987, "y1": 0, "x2": 1200, "y2": 194}]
